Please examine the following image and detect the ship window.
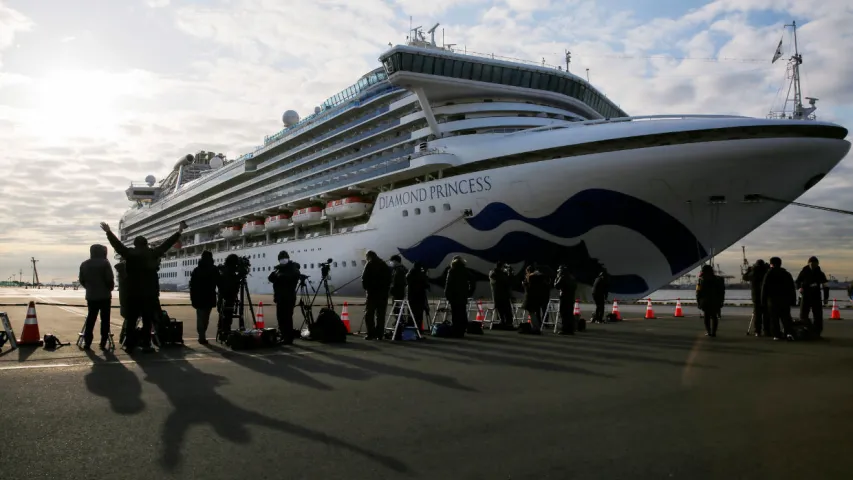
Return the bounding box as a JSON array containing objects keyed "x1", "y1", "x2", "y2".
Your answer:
[
  {"x1": 414, "y1": 208, "x2": 421, "y2": 215},
  {"x1": 353, "y1": 261, "x2": 357, "y2": 267},
  {"x1": 472, "y1": 63, "x2": 482, "y2": 80},
  {"x1": 401, "y1": 53, "x2": 413, "y2": 70},
  {"x1": 481, "y1": 64, "x2": 492, "y2": 82},
  {"x1": 333, "y1": 262, "x2": 338, "y2": 267},
  {"x1": 311, "y1": 264, "x2": 315, "y2": 268},
  {"x1": 461, "y1": 61, "x2": 472, "y2": 79},
  {"x1": 442, "y1": 58, "x2": 454, "y2": 77},
  {"x1": 531, "y1": 72, "x2": 542, "y2": 89},
  {"x1": 443, "y1": 203, "x2": 451, "y2": 211},
  {"x1": 520, "y1": 71, "x2": 531, "y2": 88},
  {"x1": 422, "y1": 55, "x2": 434, "y2": 74},
  {"x1": 303, "y1": 264, "x2": 307, "y2": 269},
  {"x1": 402, "y1": 210, "x2": 409, "y2": 217},
  {"x1": 412, "y1": 54, "x2": 424, "y2": 72},
  {"x1": 452, "y1": 60, "x2": 463, "y2": 78},
  {"x1": 432, "y1": 57, "x2": 444, "y2": 75},
  {"x1": 263, "y1": 253, "x2": 266, "y2": 257},
  {"x1": 361, "y1": 260, "x2": 366, "y2": 266},
  {"x1": 429, "y1": 206, "x2": 436, "y2": 213}
]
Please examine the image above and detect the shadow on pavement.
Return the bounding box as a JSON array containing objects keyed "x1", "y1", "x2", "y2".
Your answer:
[
  {"x1": 137, "y1": 356, "x2": 410, "y2": 474},
  {"x1": 84, "y1": 349, "x2": 145, "y2": 415}
]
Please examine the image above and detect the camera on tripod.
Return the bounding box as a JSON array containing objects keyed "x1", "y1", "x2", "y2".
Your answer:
[
  {"x1": 236, "y1": 256, "x2": 251, "y2": 277},
  {"x1": 318, "y1": 258, "x2": 333, "y2": 278}
]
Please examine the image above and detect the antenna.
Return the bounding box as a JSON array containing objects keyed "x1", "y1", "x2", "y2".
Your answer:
[
  {"x1": 565, "y1": 50, "x2": 571, "y2": 72},
  {"x1": 586, "y1": 68, "x2": 590, "y2": 82},
  {"x1": 768, "y1": 20, "x2": 816, "y2": 120},
  {"x1": 427, "y1": 23, "x2": 440, "y2": 46}
]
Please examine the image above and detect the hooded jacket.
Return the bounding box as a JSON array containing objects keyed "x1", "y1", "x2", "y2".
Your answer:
[
  {"x1": 190, "y1": 252, "x2": 220, "y2": 310},
  {"x1": 444, "y1": 258, "x2": 472, "y2": 304},
  {"x1": 795, "y1": 265, "x2": 829, "y2": 301},
  {"x1": 79, "y1": 244, "x2": 115, "y2": 302},
  {"x1": 389, "y1": 261, "x2": 409, "y2": 298},
  {"x1": 105, "y1": 230, "x2": 180, "y2": 300},
  {"x1": 761, "y1": 266, "x2": 797, "y2": 308}
]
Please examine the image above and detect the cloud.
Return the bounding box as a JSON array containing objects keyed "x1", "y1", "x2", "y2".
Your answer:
[{"x1": 0, "y1": 0, "x2": 852, "y2": 284}]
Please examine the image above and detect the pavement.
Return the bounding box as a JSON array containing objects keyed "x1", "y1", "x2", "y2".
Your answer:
[{"x1": 1, "y1": 287, "x2": 853, "y2": 479}]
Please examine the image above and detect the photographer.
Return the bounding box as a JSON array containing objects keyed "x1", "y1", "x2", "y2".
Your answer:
[
  {"x1": 268, "y1": 251, "x2": 301, "y2": 344},
  {"x1": 216, "y1": 254, "x2": 242, "y2": 339},
  {"x1": 389, "y1": 255, "x2": 408, "y2": 317},
  {"x1": 362, "y1": 251, "x2": 392, "y2": 340},
  {"x1": 190, "y1": 250, "x2": 219, "y2": 344},
  {"x1": 554, "y1": 265, "x2": 578, "y2": 335},
  {"x1": 406, "y1": 261, "x2": 430, "y2": 331},
  {"x1": 489, "y1": 261, "x2": 515, "y2": 330}
]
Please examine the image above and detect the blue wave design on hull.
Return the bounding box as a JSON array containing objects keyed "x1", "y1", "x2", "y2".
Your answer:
[
  {"x1": 401, "y1": 232, "x2": 648, "y2": 295},
  {"x1": 466, "y1": 188, "x2": 707, "y2": 275}
]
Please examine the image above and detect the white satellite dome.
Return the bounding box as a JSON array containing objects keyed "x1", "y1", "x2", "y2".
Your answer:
[
  {"x1": 282, "y1": 110, "x2": 300, "y2": 127},
  {"x1": 209, "y1": 156, "x2": 224, "y2": 169},
  {"x1": 145, "y1": 175, "x2": 156, "y2": 186},
  {"x1": 314, "y1": 106, "x2": 321, "y2": 114}
]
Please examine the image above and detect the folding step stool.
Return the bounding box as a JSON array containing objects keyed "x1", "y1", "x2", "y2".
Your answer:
[
  {"x1": 384, "y1": 300, "x2": 422, "y2": 340},
  {"x1": 430, "y1": 299, "x2": 452, "y2": 330},
  {"x1": 541, "y1": 299, "x2": 561, "y2": 332},
  {"x1": 77, "y1": 317, "x2": 115, "y2": 350}
]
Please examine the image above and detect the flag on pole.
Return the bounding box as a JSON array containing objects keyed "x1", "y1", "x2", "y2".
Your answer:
[{"x1": 771, "y1": 37, "x2": 783, "y2": 63}]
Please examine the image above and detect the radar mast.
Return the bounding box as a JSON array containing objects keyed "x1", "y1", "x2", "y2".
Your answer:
[{"x1": 768, "y1": 20, "x2": 817, "y2": 121}]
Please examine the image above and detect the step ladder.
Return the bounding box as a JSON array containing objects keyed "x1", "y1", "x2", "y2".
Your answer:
[
  {"x1": 542, "y1": 298, "x2": 561, "y2": 332},
  {"x1": 76, "y1": 318, "x2": 115, "y2": 350},
  {"x1": 430, "y1": 299, "x2": 452, "y2": 331},
  {"x1": 384, "y1": 300, "x2": 422, "y2": 341}
]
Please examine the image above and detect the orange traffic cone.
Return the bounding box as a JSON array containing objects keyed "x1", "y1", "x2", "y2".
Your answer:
[
  {"x1": 475, "y1": 301, "x2": 485, "y2": 323},
  {"x1": 673, "y1": 298, "x2": 684, "y2": 318},
  {"x1": 611, "y1": 300, "x2": 621, "y2": 320},
  {"x1": 18, "y1": 301, "x2": 44, "y2": 346},
  {"x1": 341, "y1": 302, "x2": 352, "y2": 333},
  {"x1": 645, "y1": 298, "x2": 656, "y2": 319},
  {"x1": 256, "y1": 301, "x2": 265, "y2": 329},
  {"x1": 573, "y1": 299, "x2": 581, "y2": 316},
  {"x1": 830, "y1": 299, "x2": 842, "y2": 320}
]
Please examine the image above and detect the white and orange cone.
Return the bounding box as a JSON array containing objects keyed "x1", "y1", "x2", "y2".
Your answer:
[
  {"x1": 341, "y1": 302, "x2": 352, "y2": 333},
  {"x1": 611, "y1": 300, "x2": 621, "y2": 320},
  {"x1": 645, "y1": 298, "x2": 656, "y2": 319},
  {"x1": 673, "y1": 298, "x2": 684, "y2": 318},
  {"x1": 830, "y1": 299, "x2": 842, "y2": 320},
  {"x1": 256, "y1": 301, "x2": 265, "y2": 329},
  {"x1": 475, "y1": 301, "x2": 485, "y2": 323},
  {"x1": 573, "y1": 299, "x2": 581, "y2": 317},
  {"x1": 18, "y1": 301, "x2": 44, "y2": 346}
]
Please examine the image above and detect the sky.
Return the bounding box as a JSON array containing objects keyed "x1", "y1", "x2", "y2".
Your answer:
[{"x1": 0, "y1": 0, "x2": 851, "y2": 285}]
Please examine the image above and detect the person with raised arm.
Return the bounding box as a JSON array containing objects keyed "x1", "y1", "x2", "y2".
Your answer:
[{"x1": 100, "y1": 220, "x2": 185, "y2": 353}]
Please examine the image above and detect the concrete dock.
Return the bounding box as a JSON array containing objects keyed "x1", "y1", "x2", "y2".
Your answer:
[{"x1": 1, "y1": 287, "x2": 852, "y2": 479}]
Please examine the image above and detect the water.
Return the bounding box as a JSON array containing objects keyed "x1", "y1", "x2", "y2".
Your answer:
[{"x1": 647, "y1": 289, "x2": 852, "y2": 306}]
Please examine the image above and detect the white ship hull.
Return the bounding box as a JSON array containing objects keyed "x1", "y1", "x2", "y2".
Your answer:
[{"x1": 160, "y1": 132, "x2": 851, "y2": 300}]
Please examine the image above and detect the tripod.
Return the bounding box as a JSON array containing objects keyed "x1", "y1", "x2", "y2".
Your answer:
[
  {"x1": 297, "y1": 275, "x2": 315, "y2": 336},
  {"x1": 216, "y1": 273, "x2": 257, "y2": 344}
]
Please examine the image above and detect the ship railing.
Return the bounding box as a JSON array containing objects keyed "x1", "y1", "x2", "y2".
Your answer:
[
  {"x1": 410, "y1": 147, "x2": 447, "y2": 159},
  {"x1": 507, "y1": 114, "x2": 753, "y2": 137}
]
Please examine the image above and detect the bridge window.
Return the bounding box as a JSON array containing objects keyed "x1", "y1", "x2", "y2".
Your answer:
[
  {"x1": 429, "y1": 206, "x2": 436, "y2": 213},
  {"x1": 423, "y1": 55, "x2": 434, "y2": 74}
]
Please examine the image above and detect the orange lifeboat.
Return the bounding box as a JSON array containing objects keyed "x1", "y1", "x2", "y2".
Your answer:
[
  {"x1": 242, "y1": 219, "x2": 265, "y2": 236},
  {"x1": 265, "y1": 213, "x2": 292, "y2": 232},
  {"x1": 291, "y1": 206, "x2": 323, "y2": 225},
  {"x1": 221, "y1": 225, "x2": 242, "y2": 239},
  {"x1": 324, "y1": 196, "x2": 373, "y2": 219}
]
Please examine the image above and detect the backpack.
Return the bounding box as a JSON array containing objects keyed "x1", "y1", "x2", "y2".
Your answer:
[
  {"x1": 309, "y1": 308, "x2": 347, "y2": 343},
  {"x1": 431, "y1": 321, "x2": 454, "y2": 337}
]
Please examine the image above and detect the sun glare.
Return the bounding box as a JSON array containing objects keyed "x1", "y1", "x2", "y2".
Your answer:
[{"x1": 25, "y1": 70, "x2": 123, "y2": 139}]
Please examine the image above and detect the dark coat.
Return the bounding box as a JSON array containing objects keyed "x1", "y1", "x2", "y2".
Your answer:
[
  {"x1": 105, "y1": 230, "x2": 180, "y2": 300},
  {"x1": 795, "y1": 265, "x2": 829, "y2": 301},
  {"x1": 554, "y1": 271, "x2": 578, "y2": 300},
  {"x1": 190, "y1": 257, "x2": 219, "y2": 310},
  {"x1": 362, "y1": 257, "x2": 391, "y2": 298},
  {"x1": 268, "y1": 261, "x2": 301, "y2": 305},
  {"x1": 761, "y1": 266, "x2": 797, "y2": 308},
  {"x1": 743, "y1": 263, "x2": 768, "y2": 303},
  {"x1": 405, "y1": 267, "x2": 429, "y2": 301},
  {"x1": 489, "y1": 267, "x2": 512, "y2": 303},
  {"x1": 444, "y1": 260, "x2": 472, "y2": 304},
  {"x1": 522, "y1": 271, "x2": 550, "y2": 311},
  {"x1": 592, "y1": 272, "x2": 610, "y2": 298},
  {"x1": 79, "y1": 244, "x2": 115, "y2": 302},
  {"x1": 696, "y1": 273, "x2": 725, "y2": 311},
  {"x1": 390, "y1": 263, "x2": 408, "y2": 298}
]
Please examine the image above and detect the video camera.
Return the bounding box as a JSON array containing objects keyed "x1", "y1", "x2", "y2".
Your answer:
[
  {"x1": 236, "y1": 255, "x2": 251, "y2": 277},
  {"x1": 318, "y1": 258, "x2": 333, "y2": 279}
]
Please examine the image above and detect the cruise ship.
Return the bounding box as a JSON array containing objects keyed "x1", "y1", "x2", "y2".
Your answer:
[{"x1": 118, "y1": 22, "x2": 850, "y2": 300}]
